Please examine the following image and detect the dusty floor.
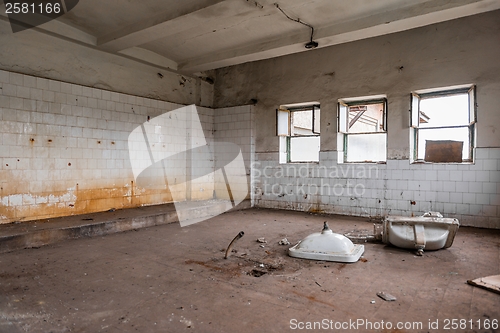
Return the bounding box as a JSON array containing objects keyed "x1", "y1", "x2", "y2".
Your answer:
[{"x1": 0, "y1": 208, "x2": 499, "y2": 333}]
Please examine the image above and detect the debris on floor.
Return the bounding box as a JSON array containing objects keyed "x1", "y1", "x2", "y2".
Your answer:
[
  {"x1": 278, "y1": 238, "x2": 290, "y2": 245},
  {"x1": 256, "y1": 237, "x2": 267, "y2": 243},
  {"x1": 377, "y1": 291, "x2": 397, "y2": 301},
  {"x1": 344, "y1": 228, "x2": 378, "y2": 243},
  {"x1": 467, "y1": 275, "x2": 500, "y2": 295}
]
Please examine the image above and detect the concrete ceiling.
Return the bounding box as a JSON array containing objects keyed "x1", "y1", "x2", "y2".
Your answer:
[{"x1": 2, "y1": 0, "x2": 500, "y2": 75}]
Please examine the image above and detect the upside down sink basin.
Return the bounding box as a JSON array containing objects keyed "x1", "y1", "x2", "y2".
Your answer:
[
  {"x1": 381, "y1": 212, "x2": 459, "y2": 255},
  {"x1": 289, "y1": 222, "x2": 364, "y2": 263}
]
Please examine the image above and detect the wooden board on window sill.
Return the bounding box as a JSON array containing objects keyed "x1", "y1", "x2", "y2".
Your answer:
[{"x1": 424, "y1": 140, "x2": 463, "y2": 163}]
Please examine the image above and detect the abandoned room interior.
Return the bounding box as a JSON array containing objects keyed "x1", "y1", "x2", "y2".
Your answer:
[{"x1": 0, "y1": 0, "x2": 499, "y2": 332}]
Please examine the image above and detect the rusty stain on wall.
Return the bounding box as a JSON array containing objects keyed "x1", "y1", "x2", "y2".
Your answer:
[{"x1": 0, "y1": 185, "x2": 177, "y2": 224}]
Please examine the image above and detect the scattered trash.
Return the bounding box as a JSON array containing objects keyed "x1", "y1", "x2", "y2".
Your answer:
[
  {"x1": 279, "y1": 238, "x2": 290, "y2": 245},
  {"x1": 315, "y1": 281, "x2": 322, "y2": 287},
  {"x1": 370, "y1": 300, "x2": 376, "y2": 304},
  {"x1": 376, "y1": 292, "x2": 397, "y2": 301},
  {"x1": 249, "y1": 269, "x2": 266, "y2": 277},
  {"x1": 259, "y1": 264, "x2": 265, "y2": 268},
  {"x1": 180, "y1": 317, "x2": 192, "y2": 328},
  {"x1": 344, "y1": 231, "x2": 377, "y2": 243},
  {"x1": 467, "y1": 275, "x2": 500, "y2": 295},
  {"x1": 257, "y1": 237, "x2": 267, "y2": 243},
  {"x1": 259, "y1": 245, "x2": 265, "y2": 248},
  {"x1": 224, "y1": 231, "x2": 245, "y2": 259}
]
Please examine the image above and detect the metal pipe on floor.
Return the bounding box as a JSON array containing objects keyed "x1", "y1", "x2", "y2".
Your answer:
[{"x1": 224, "y1": 231, "x2": 244, "y2": 259}]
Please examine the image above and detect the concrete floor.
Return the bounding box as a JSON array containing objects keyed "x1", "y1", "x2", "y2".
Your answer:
[{"x1": 0, "y1": 208, "x2": 499, "y2": 333}]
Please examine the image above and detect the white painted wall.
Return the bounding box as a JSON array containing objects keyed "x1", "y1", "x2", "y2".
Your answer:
[{"x1": 214, "y1": 11, "x2": 500, "y2": 228}]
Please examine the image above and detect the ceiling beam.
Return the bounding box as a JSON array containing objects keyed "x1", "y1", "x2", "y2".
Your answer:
[
  {"x1": 179, "y1": 0, "x2": 500, "y2": 72},
  {"x1": 118, "y1": 47, "x2": 178, "y2": 71},
  {"x1": 96, "y1": 0, "x2": 249, "y2": 52}
]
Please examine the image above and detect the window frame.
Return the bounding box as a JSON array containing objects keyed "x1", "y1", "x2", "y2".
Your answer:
[
  {"x1": 410, "y1": 85, "x2": 476, "y2": 163},
  {"x1": 276, "y1": 104, "x2": 320, "y2": 163},
  {"x1": 337, "y1": 96, "x2": 388, "y2": 163}
]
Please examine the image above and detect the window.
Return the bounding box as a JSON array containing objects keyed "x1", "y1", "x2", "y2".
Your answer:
[
  {"x1": 277, "y1": 103, "x2": 320, "y2": 163},
  {"x1": 410, "y1": 85, "x2": 476, "y2": 163},
  {"x1": 338, "y1": 95, "x2": 387, "y2": 163}
]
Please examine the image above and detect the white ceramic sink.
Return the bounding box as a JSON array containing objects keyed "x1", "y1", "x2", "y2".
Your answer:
[
  {"x1": 289, "y1": 222, "x2": 364, "y2": 263},
  {"x1": 381, "y1": 212, "x2": 459, "y2": 255}
]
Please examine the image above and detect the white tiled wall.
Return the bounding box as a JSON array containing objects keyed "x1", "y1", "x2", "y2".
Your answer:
[
  {"x1": 213, "y1": 105, "x2": 254, "y2": 202},
  {"x1": 252, "y1": 150, "x2": 500, "y2": 228},
  {"x1": 0, "y1": 70, "x2": 217, "y2": 223}
]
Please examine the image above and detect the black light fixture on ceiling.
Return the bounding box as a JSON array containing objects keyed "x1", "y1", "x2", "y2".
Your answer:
[{"x1": 274, "y1": 3, "x2": 318, "y2": 49}]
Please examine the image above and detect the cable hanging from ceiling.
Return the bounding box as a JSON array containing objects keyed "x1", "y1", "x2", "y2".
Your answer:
[{"x1": 274, "y1": 3, "x2": 318, "y2": 49}]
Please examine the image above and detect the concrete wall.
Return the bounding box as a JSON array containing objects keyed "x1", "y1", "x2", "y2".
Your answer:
[{"x1": 214, "y1": 11, "x2": 500, "y2": 228}]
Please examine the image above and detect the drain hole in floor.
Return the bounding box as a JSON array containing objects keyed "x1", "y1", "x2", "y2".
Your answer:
[{"x1": 249, "y1": 269, "x2": 267, "y2": 277}]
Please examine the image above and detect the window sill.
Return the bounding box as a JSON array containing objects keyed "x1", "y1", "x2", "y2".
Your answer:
[
  {"x1": 340, "y1": 161, "x2": 387, "y2": 164},
  {"x1": 411, "y1": 160, "x2": 474, "y2": 165}
]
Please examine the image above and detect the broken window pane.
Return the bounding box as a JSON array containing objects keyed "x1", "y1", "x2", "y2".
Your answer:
[
  {"x1": 348, "y1": 103, "x2": 385, "y2": 133},
  {"x1": 292, "y1": 110, "x2": 314, "y2": 135}
]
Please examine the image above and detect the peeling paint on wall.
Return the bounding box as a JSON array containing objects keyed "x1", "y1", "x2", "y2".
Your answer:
[{"x1": 0, "y1": 190, "x2": 76, "y2": 207}]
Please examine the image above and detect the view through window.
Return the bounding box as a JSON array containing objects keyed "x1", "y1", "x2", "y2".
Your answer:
[
  {"x1": 277, "y1": 103, "x2": 320, "y2": 163},
  {"x1": 411, "y1": 86, "x2": 475, "y2": 162},
  {"x1": 338, "y1": 96, "x2": 387, "y2": 163}
]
